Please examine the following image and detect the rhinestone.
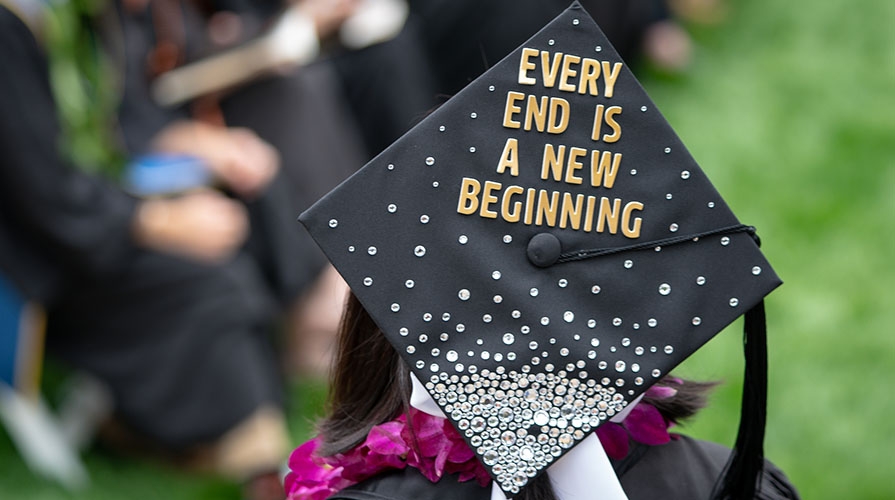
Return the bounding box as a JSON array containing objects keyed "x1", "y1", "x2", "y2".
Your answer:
[
  {"x1": 489, "y1": 85, "x2": 495, "y2": 92},
  {"x1": 328, "y1": 219, "x2": 338, "y2": 228},
  {"x1": 651, "y1": 346, "x2": 658, "y2": 353},
  {"x1": 664, "y1": 345, "x2": 674, "y2": 355},
  {"x1": 655, "y1": 246, "x2": 662, "y2": 252},
  {"x1": 495, "y1": 353, "x2": 505, "y2": 362},
  {"x1": 591, "y1": 285, "x2": 601, "y2": 294},
  {"x1": 503, "y1": 333, "x2": 515, "y2": 345},
  {"x1": 423, "y1": 313, "x2": 432, "y2": 321},
  {"x1": 730, "y1": 298, "x2": 739, "y2": 307},
  {"x1": 548, "y1": 39, "x2": 555, "y2": 46},
  {"x1": 708, "y1": 202, "x2": 715, "y2": 208},
  {"x1": 721, "y1": 236, "x2": 730, "y2": 246},
  {"x1": 681, "y1": 170, "x2": 691, "y2": 179},
  {"x1": 648, "y1": 318, "x2": 658, "y2": 327},
  {"x1": 615, "y1": 361, "x2": 626, "y2": 372},
  {"x1": 664, "y1": 147, "x2": 672, "y2": 154},
  {"x1": 492, "y1": 271, "x2": 502, "y2": 280},
  {"x1": 387, "y1": 204, "x2": 397, "y2": 213},
  {"x1": 641, "y1": 105, "x2": 647, "y2": 112},
  {"x1": 530, "y1": 288, "x2": 539, "y2": 297},
  {"x1": 697, "y1": 276, "x2": 706, "y2": 285},
  {"x1": 387, "y1": 163, "x2": 395, "y2": 170},
  {"x1": 572, "y1": 18, "x2": 580, "y2": 25},
  {"x1": 469, "y1": 147, "x2": 476, "y2": 153},
  {"x1": 669, "y1": 223, "x2": 679, "y2": 232},
  {"x1": 752, "y1": 266, "x2": 762, "y2": 275},
  {"x1": 612, "y1": 317, "x2": 622, "y2": 327},
  {"x1": 590, "y1": 338, "x2": 600, "y2": 347},
  {"x1": 470, "y1": 112, "x2": 478, "y2": 119},
  {"x1": 425, "y1": 156, "x2": 435, "y2": 166},
  {"x1": 692, "y1": 317, "x2": 702, "y2": 326},
  {"x1": 348, "y1": 245, "x2": 355, "y2": 252},
  {"x1": 624, "y1": 260, "x2": 633, "y2": 269},
  {"x1": 412, "y1": 245, "x2": 426, "y2": 257},
  {"x1": 363, "y1": 277, "x2": 373, "y2": 287},
  {"x1": 587, "y1": 319, "x2": 596, "y2": 328},
  {"x1": 503, "y1": 234, "x2": 513, "y2": 244},
  {"x1": 405, "y1": 279, "x2": 414, "y2": 288},
  {"x1": 512, "y1": 310, "x2": 521, "y2": 319},
  {"x1": 390, "y1": 303, "x2": 400, "y2": 312},
  {"x1": 481, "y1": 351, "x2": 490, "y2": 360},
  {"x1": 540, "y1": 317, "x2": 550, "y2": 326},
  {"x1": 368, "y1": 246, "x2": 377, "y2": 255},
  {"x1": 630, "y1": 169, "x2": 637, "y2": 175},
  {"x1": 431, "y1": 348, "x2": 440, "y2": 357},
  {"x1": 399, "y1": 328, "x2": 409, "y2": 336},
  {"x1": 666, "y1": 193, "x2": 673, "y2": 200},
  {"x1": 419, "y1": 334, "x2": 428, "y2": 343},
  {"x1": 440, "y1": 333, "x2": 449, "y2": 341},
  {"x1": 534, "y1": 411, "x2": 549, "y2": 426},
  {"x1": 494, "y1": 295, "x2": 503, "y2": 304},
  {"x1": 634, "y1": 377, "x2": 643, "y2": 385},
  {"x1": 483, "y1": 450, "x2": 499, "y2": 465},
  {"x1": 658, "y1": 283, "x2": 672, "y2": 295},
  {"x1": 652, "y1": 369, "x2": 661, "y2": 377},
  {"x1": 438, "y1": 125, "x2": 445, "y2": 132},
  {"x1": 420, "y1": 215, "x2": 430, "y2": 224},
  {"x1": 558, "y1": 279, "x2": 568, "y2": 288},
  {"x1": 446, "y1": 350, "x2": 459, "y2": 362},
  {"x1": 631, "y1": 363, "x2": 640, "y2": 373},
  {"x1": 621, "y1": 338, "x2": 631, "y2": 347},
  {"x1": 459, "y1": 289, "x2": 471, "y2": 301},
  {"x1": 595, "y1": 45, "x2": 602, "y2": 52},
  {"x1": 432, "y1": 181, "x2": 439, "y2": 188},
  {"x1": 635, "y1": 346, "x2": 644, "y2": 355},
  {"x1": 563, "y1": 311, "x2": 574, "y2": 323},
  {"x1": 407, "y1": 346, "x2": 416, "y2": 354},
  {"x1": 442, "y1": 313, "x2": 451, "y2": 321}
]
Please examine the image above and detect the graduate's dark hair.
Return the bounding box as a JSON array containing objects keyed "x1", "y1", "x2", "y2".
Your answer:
[{"x1": 318, "y1": 292, "x2": 716, "y2": 500}]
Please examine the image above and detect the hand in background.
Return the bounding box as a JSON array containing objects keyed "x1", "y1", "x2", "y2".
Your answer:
[
  {"x1": 152, "y1": 121, "x2": 280, "y2": 199},
  {"x1": 133, "y1": 190, "x2": 249, "y2": 263}
]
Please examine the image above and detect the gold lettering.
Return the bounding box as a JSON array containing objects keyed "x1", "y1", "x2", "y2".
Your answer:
[
  {"x1": 565, "y1": 147, "x2": 587, "y2": 185},
  {"x1": 540, "y1": 51, "x2": 564, "y2": 88},
  {"x1": 503, "y1": 91, "x2": 525, "y2": 129},
  {"x1": 590, "y1": 151, "x2": 622, "y2": 188},
  {"x1": 480, "y1": 181, "x2": 502, "y2": 218},
  {"x1": 497, "y1": 138, "x2": 520, "y2": 176},
  {"x1": 602, "y1": 61, "x2": 623, "y2": 98},
  {"x1": 591, "y1": 104, "x2": 604, "y2": 141},
  {"x1": 523, "y1": 188, "x2": 536, "y2": 225},
  {"x1": 602, "y1": 106, "x2": 622, "y2": 143},
  {"x1": 621, "y1": 201, "x2": 643, "y2": 238},
  {"x1": 502, "y1": 185, "x2": 525, "y2": 222},
  {"x1": 578, "y1": 58, "x2": 600, "y2": 95},
  {"x1": 536, "y1": 190, "x2": 560, "y2": 227},
  {"x1": 541, "y1": 144, "x2": 565, "y2": 182},
  {"x1": 547, "y1": 97, "x2": 570, "y2": 134},
  {"x1": 558, "y1": 54, "x2": 581, "y2": 92},
  {"x1": 518, "y1": 48, "x2": 538, "y2": 85},
  {"x1": 457, "y1": 178, "x2": 481, "y2": 215},
  {"x1": 524, "y1": 95, "x2": 548, "y2": 132},
  {"x1": 583, "y1": 195, "x2": 597, "y2": 231},
  {"x1": 596, "y1": 197, "x2": 621, "y2": 234},
  {"x1": 559, "y1": 193, "x2": 585, "y2": 229}
]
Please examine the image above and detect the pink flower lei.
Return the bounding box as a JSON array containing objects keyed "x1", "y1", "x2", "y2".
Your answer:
[{"x1": 285, "y1": 383, "x2": 679, "y2": 500}]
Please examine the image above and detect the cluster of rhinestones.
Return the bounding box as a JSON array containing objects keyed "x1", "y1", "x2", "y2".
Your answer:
[{"x1": 424, "y1": 363, "x2": 627, "y2": 493}]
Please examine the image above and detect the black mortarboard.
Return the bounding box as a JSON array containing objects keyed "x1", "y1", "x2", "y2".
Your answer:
[{"x1": 300, "y1": 3, "x2": 780, "y2": 498}]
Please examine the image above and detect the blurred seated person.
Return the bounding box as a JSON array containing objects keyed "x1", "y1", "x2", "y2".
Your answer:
[{"x1": 0, "y1": 3, "x2": 325, "y2": 498}]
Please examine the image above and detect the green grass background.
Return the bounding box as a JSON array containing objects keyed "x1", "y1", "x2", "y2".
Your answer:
[{"x1": 2, "y1": 0, "x2": 893, "y2": 498}]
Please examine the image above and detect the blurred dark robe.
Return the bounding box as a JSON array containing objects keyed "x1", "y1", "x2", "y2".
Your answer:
[
  {"x1": 0, "y1": 6, "x2": 321, "y2": 447},
  {"x1": 329, "y1": 436, "x2": 800, "y2": 500}
]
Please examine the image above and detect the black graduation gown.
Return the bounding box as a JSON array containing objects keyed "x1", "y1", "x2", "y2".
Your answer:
[
  {"x1": 0, "y1": 7, "x2": 320, "y2": 447},
  {"x1": 329, "y1": 436, "x2": 800, "y2": 500}
]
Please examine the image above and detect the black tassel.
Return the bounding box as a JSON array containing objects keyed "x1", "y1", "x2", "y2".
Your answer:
[{"x1": 712, "y1": 300, "x2": 768, "y2": 499}]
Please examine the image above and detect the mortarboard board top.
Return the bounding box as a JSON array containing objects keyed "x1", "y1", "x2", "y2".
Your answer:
[{"x1": 300, "y1": 2, "x2": 780, "y2": 496}]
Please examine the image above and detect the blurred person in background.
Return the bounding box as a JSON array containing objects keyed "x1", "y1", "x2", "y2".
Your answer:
[{"x1": 0, "y1": 0, "x2": 363, "y2": 498}]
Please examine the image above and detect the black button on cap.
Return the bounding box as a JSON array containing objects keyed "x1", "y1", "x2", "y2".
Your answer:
[{"x1": 527, "y1": 233, "x2": 562, "y2": 268}]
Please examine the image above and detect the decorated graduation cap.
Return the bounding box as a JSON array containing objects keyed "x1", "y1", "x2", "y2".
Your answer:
[{"x1": 300, "y1": 2, "x2": 780, "y2": 498}]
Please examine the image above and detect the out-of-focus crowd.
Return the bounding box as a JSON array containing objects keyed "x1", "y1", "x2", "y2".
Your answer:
[{"x1": 0, "y1": 0, "x2": 721, "y2": 498}]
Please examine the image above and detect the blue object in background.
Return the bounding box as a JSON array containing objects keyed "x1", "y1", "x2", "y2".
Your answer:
[
  {"x1": 124, "y1": 155, "x2": 212, "y2": 196},
  {"x1": 0, "y1": 273, "x2": 28, "y2": 388}
]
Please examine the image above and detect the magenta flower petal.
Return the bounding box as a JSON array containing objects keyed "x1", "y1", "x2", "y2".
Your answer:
[
  {"x1": 596, "y1": 422, "x2": 630, "y2": 460},
  {"x1": 645, "y1": 384, "x2": 677, "y2": 399},
  {"x1": 364, "y1": 421, "x2": 410, "y2": 456},
  {"x1": 624, "y1": 404, "x2": 671, "y2": 446}
]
